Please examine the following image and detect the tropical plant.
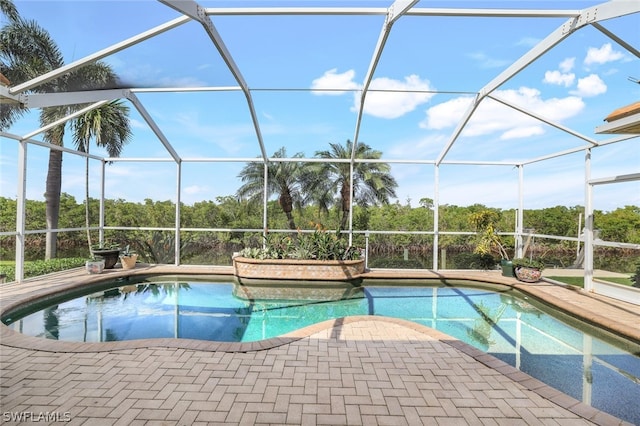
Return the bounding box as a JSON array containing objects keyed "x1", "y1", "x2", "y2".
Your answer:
[
  {"x1": 0, "y1": 6, "x2": 131, "y2": 259},
  {"x1": 308, "y1": 140, "x2": 398, "y2": 232},
  {"x1": 120, "y1": 244, "x2": 136, "y2": 258},
  {"x1": 631, "y1": 260, "x2": 640, "y2": 288},
  {"x1": 0, "y1": 0, "x2": 19, "y2": 23},
  {"x1": 469, "y1": 209, "x2": 509, "y2": 260},
  {"x1": 238, "y1": 224, "x2": 361, "y2": 261},
  {"x1": 512, "y1": 257, "x2": 545, "y2": 270},
  {"x1": 237, "y1": 147, "x2": 306, "y2": 230},
  {"x1": 72, "y1": 101, "x2": 132, "y2": 252}
]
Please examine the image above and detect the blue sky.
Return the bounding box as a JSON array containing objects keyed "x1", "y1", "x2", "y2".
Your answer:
[{"x1": 1, "y1": 0, "x2": 639, "y2": 212}]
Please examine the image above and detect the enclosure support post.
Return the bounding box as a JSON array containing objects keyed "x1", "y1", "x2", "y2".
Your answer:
[
  {"x1": 584, "y1": 149, "x2": 594, "y2": 292},
  {"x1": 15, "y1": 139, "x2": 27, "y2": 283},
  {"x1": 175, "y1": 161, "x2": 182, "y2": 266},
  {"x1": 516, "y1": 165, "x2": 524, "y2": 258},
  {"x1": 99, "y1": 160, "x2": 106, "y2": 246},
  {"x1": 262, "y1": 162, "x2": 268, "y2": 246},
  {"x1": 433, "y1": 165, "x2": 440, "y2": 270}
]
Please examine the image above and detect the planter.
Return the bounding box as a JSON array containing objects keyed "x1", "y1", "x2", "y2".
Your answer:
[
  {"x1": 90, "y1": 249, "x2": 121, "y2": 269},
  {"x1": 500, "y1": 259, "x2": 514, "y2": 277},
  {"x1": 233, "y1": 256, "x2": 365, "y2": 282},
  {"x1": 514, "y1": 266, "x2": 542, "y2": 283},
  {"x1": 85, "y1": 260, "x2": 105, "y2": 274},
  {"x1": 120, "y1": 254, "x2": 138, "y2": 270}
]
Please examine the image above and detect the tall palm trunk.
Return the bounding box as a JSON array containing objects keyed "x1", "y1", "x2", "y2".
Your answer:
[
  {"x1": 84, "y1": 147, "x2": 92, "y2": 253},
  {"x1": 339, "y1": 182, "x2": 351, "y2": 232},
  {"x1": 44, "y1": 148, "x2": 62, "y2": 259},
  {"x1": 278, "y1": 190, "x2": 296, "y2": 230}
]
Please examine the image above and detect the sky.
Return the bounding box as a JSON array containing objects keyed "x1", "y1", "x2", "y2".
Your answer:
[{"x1": 1, "y1": 0, "x2": 639, "y2": 212}]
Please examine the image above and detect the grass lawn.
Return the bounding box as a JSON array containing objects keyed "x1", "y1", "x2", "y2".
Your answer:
[{"x1": 547, "y1": 276, "x2": 634, "y2": 288}]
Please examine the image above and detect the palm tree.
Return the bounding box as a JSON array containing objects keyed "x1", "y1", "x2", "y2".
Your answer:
[
  {"x1": 1, "y1": 12, "x2": 131, "y2": 259},
  {"x1": 0, "y1": 0, "x2": 18, "y2": 23},
  {"x1": 237, "y1": 147, "x2": 305, "y2": 230},
  {"x1": 311, "y1": 140, "x2": 398, "y2": 232},
  {"x1": 72, "y1": 101, "x2": 132, "y2": 250}
]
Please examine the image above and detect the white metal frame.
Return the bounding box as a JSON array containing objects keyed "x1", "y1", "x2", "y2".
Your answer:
[{"x1": 1, "y1": 1, "x2": 639, "y2": 298}]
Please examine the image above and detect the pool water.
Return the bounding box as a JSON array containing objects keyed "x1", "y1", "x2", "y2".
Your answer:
[{"x1": 4, "y1": 279, "x2": 640, "y2": 424}]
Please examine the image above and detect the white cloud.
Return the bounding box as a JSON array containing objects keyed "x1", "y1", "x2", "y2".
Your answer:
[
  {"x1": 543, "y1": 70, "x2": 575, "y2": 87},
  {"x1": 311, "y1": 68, "x2": 360, "y2": 95},
  {"x1": 311, "y1": 70, "x2": 435, "y2": 119},
  {"x1": 516, "y1": 37, "x2": 540, "y2": 48},
  {"x1": 421, "y1": 87, "x2": 585, "y2": 140},
  {"x1": 571, "y1": 74, "x2": 607, "y2": 97},
  {"x1": 421, "y1": 96, "x2": 473, "y2": 130},
  {"x1": 387, "y1": 134, "x2": 446, "y2": 160},
  {"x1": 543, "y1": 58, "x2": 575, "y2": 87},
  {"x1": 468, "y1": 52, "x2": 511, "y2": 69},
  {"x1": 559, "y1": 57, "x2": 575, "y2": 73},
  {"x1": 501, "y1": 126, "x2": 545, "y2": 140},
  {"x1": 184, "y1": 185, "x2": 207, "y2": 195},
  {"x1": 356, "y1": 74, "x2": 436, "y2": 119},
  {"x1": 584, "y1": 43, "x2": 625, "y2": 65}
]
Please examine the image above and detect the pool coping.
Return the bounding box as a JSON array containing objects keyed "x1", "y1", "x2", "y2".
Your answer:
[
  {"x1": 1, "y1": 264, "x2": 639, "y2": 349},
  {"x1": 1, "y1": 265, "x2": 639, "y2": 425}
]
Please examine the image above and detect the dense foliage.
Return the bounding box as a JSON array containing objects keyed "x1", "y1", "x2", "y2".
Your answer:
[
  {"x1": 0, "y1": 257, "x2": 86, "y2": 282},
  {"x1": 238, "y1": 225, "x2": 361, "y2": 261},
  {"x1": 0, "y1": 195, "x2": 638, "y2": 271}
]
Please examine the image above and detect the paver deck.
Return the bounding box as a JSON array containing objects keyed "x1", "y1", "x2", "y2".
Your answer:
[{"x1": 1, "y1": 265, "x2": 639, "y2": 425}]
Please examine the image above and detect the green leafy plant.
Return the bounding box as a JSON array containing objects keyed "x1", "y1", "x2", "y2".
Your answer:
[
  {"x1": 631, "y1": 260, "x2": 640, "y2": 288},
  {"x1": 0, "y1": 258, "x2": 87, "y2": 282},
  {"x1": 469, "y1": 210, "x2": 509, "y2": 260},
  {"x1": 512, "y1": 258, "x2": 545, "y2": 270},
  {"x1": 238, "y1": 223, "x2": 362, "y2": 261},
  {"x1": 120, "y1": 244, "x2": 136, "y2": 258}
]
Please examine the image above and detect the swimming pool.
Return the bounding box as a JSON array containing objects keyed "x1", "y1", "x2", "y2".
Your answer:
[{"x1": 3, "y1": 277, "x2": 640, "y2": 424}]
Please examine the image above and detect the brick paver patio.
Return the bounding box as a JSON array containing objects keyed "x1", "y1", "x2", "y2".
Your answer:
[{"x1": 1, "y1": 265, "x2": 638, "y2": 425}]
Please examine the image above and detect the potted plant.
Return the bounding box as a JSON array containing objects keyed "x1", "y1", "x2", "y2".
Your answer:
[
  {"x1": 119, "y1": 245, "x2": 139, "y2": 270},
  {"x1": 512, "y1": 258, "x2": 545, "y2": 283},
  {"x1": 469, "y1": 210, "x2": 513, "y2": 276},
  {"x1": 233, "y1": 225, "x2": 365, "y2": 281},
  {"x1": 90, "y1": 243, "x2": 121, "y2": 269}
]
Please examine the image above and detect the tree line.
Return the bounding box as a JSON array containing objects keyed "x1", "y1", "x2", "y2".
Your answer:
[{"x1": 1, "y1": 194, "x2": 638, "y2": 260}]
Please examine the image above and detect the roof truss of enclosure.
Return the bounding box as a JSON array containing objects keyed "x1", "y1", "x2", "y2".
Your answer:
[
  {"x1": 2, "y1": 0, "x2": 639, "y2": 166},
  {"x1": 1, "y1": 1, "x2": 639, "y2": 294}
]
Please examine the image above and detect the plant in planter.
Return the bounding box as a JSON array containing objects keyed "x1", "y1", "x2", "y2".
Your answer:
[
  {"x1": 90, "y1": 243, "x2": 121, "y2": 269},
  {"x1": 234, "y1": 224, "x2": 364, "y2": 281},
  {"x1": 469, "y1": 210, "x2": 512, "y2": 276},
  {"x1": 119, "y1": 245, "x2": 139, "y2": 270},
  {"x1": 239, "y1": 224, "x2": 362, "y2": 261},
  {"x1": 512, "y1": 258, "x2": 545, "y2": 283}
]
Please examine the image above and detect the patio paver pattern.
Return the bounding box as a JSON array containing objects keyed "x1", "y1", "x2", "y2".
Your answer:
[{"x1": 1, "y1": 265, "x2": 638, "y2": 425}]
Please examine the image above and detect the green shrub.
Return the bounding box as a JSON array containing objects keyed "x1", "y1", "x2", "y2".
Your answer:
[
  {"x1": 632, "y1": 260, "x2": 640, "y2": 288},
  {"x1": 239, "y1": 225, "x2": 361, "y2": 261},
  {"x1": 450, "y1": 252, "x2": 497, "y2": 270},
  {"x1": 512, "y1": 258, "x2": 546, "y2": 270},
  {"x1": 0, "y1": 258, "x2": 86, "y2": 283}
]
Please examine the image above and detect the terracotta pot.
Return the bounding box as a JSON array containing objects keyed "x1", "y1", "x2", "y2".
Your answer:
[{"x1": 120, "y1": 254, "x2": 139, "y2": 270}]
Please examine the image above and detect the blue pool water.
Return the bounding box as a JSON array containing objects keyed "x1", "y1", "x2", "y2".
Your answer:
[{"x1": 4, "y1": 279, "x2": 640, "y2": 424}]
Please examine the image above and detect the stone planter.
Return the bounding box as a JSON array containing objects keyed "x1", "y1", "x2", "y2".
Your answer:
[
  {"x1": 233, "y1": 256, "x2": 365, "y2": 282},
  {"x1": 514, "y1": 266, "x2": 542, "y2": 283},
  {"x1": 85, "y1": 260, "x2": 105, "y2": 274}
]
